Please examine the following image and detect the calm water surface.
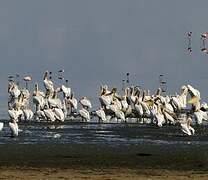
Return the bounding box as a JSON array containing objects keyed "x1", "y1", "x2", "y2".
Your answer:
[{"x1": 1, "y1": 119, "x2": 208, "y2": 146}]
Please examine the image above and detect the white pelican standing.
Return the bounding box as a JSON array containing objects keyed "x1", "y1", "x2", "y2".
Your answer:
[
  {"x1": 43, "y1": 105, "x2": 56, "y2": 122},
  {"x1": 96, "y1": 107, "x2": 107, "y2": 122},
  {"x1": 8, "y1": 82, "x2": 21, "y2": 100},
  {"x1": 187, "y1": 85, "x2": 206, "y2": 124},
  {"x1": 115, "y1": 110, "x2": 125, "y2": 122},
  {"x1": 61, "y1": 83, "x2": 71, "y2": 98},
  {"x1": 109, "y1": 103, "x2": 125, "y2": 122},
  {"x1": 54, "y1": 108, "x2": 65, "y2": 122},
  {"x1": 170, "y1": 85, "x2": 188, "y2": 111},
  {"x1": 121, "y1": 88, "x2": 129, "y2": 111},
  {"x1": 0, "y1": 122, "x2": 4, "y2": 131},
  {"x1": 9, "y1": 121, "x2": 18, "y2": 137},
  {"x1": 64, "y1": 92, "x2": 78, "y2": 117},
  {"x1": 8, "y1": 106, "x2": 23, "y2": 122},
  {"x1": 181, "y1": 116, "x2": 195, "y2": 136},
  {"x1": 23, "y1": 108, "x2": 34, "y2": 121},
  {"x1": 23, "y1": 75, "x2": 32, "y2": 90},
  {"x1": 33, "y1": 83, "x2": 46, "y2": 111},
  {"x1": 99, "y1": 85, "x2": 113, "y2": 108},
  {"x1": 155, "y1": 104, "x2": 165, "y2": 127},
  {"x1": 43, "y1": 71, "x2": 54, "y2": 97},
  {"x1": 79, "y1": 108, "x2": 90, "y2": 122},
  {"x1": 35, "y1": 110, "x2": 46, "y2": 120},
  {"x1": 134, "y1": 97, "x2": 144, "y2": 117}
]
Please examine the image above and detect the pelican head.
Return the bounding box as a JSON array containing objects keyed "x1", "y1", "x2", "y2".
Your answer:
[
  {"x1": 156, "y1": 88, "x2": 162, "y2": 96},
  {"x1": 181, "y1": 85, "x2": 188, "y2": 92},
  {"x1": 187, "y1": 84, "x2": 200, "y2": 99},
  {"x1": 34, "y1": 83, "x2": 39, "y2": 92},
  {"x1": 43, "y1": 71, "x2": 49, "y2": 80},
  {"x1": 111, "y1": 87, "x2": 117, "y2": 94},
  {"x1": 103, "y1": 85, "x2": 108, "y2": 91}
]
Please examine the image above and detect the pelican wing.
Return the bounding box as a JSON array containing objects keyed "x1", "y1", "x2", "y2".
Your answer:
[
  {"x1": 33, "y1": 96, "x2": 45, "y2": 109},
  {"x1": 70, "y1": 98, "x2": 78, "y2": 109},
  {"x1": 79, "y1": 109, "x2": 90, "y2": 121},
  {"x1": 96, "y1": 109, "x2": 106, "y2": 121},
  {"x1": 100, "y1": 95, "x2": 112, "y2": 106},
  {"x1": 43, "y1": 109, "x2": 56, "y2": 122},
  {"x1": 8, "y1": 109, "x2": 19, "y2": 120},
  {"x1": 13, "y1": 88, "x2": 21, "y2": 98},
  {"x1": 181, "y1": 124, "x2": 191, "y2": 136},
  {"x1": 48, "y1": 98, "x2": 62, "y2": 109},
  {"x1": 187, "y1": 85, "x2": 200, "y2": 99},
  {"x1": 61, "y1": 85, "x2": 71, "y2": 98},
  {"x1": 54, "y1": 108, "x2": 65, "y2": 122},
  {"x1": 44, "y1": 79, "x2": 54, "y2": 92},
  {"x1": 80, "y1": 98, "x2": 92, "y2": 108},
  {"x1": 121, "y1": 99, "x2": 129, "y2": 110},
  {"x1": 115, "y1": 110, "x2": 125, "y2": 121},
  {"x1": 135, "y1": 104, "x2": 143, "y2": 116},
  {"x1": 140, "y1": 101, "x2": 150, "y2": 115}
]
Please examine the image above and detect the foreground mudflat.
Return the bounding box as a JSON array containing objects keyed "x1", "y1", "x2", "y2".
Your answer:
[{"x1": 0, "y1": 143, "x2": 208, "y2": 170}]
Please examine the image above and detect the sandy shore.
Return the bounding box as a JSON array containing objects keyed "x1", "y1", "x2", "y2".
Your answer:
[
  {"x1": 0, "y1": 167, "x2": 208, "y2": 179},
  {"x1": 0, "y1": 143, "x2": 208, "y2": 179}
]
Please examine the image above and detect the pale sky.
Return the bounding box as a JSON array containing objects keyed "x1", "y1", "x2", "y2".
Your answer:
[{"x1": 1, "y1": 0, "x2": 208, "y2": 116}]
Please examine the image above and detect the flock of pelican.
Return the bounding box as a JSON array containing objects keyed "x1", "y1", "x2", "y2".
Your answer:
[{"x1": 0, "y1": 71, "x2": 208, "y2": 137}]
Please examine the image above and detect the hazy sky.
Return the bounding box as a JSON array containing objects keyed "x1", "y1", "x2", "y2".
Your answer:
[{"x1": 1, "y1": 0, "x2": 208, "y2": 112}]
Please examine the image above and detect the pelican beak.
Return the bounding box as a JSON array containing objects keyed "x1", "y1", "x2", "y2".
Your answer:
[
  {"x1": 188, "y1": 96, "x2": 199, "y2": 104},
  {"x1": 145, "y1": 99, "x2": 154, "y2": 107}
]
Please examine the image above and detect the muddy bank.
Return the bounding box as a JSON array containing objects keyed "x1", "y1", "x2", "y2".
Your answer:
[{"x1": 0, "y1": 143, "x2": 208, "y2": 171}]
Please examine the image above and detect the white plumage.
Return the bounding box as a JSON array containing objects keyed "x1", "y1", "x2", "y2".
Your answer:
[
  {"x1": 0, "y1": 122, "x2": 4, "y2": 131},
  {"x1": 43, "y1": 109, "x2": 56, "y2": 122},
  {"x1": 54, "y1": 108, "x2": 65, "y2": 122},
  {"x1": 80, "y1": 97, "x2": 92, "y2": 109},
  {"x1": 9, "y1": 122, "x2": 18, "y2": 137},
  {"x1": 115, "y1": 110, "x2": 125, "y2": 121},
  {"x1": 79, "y1": 108, "x2": 90, "y2": 121},
  {"x1": 61, "y1": 85, "x2": 71, "y2": 98},
  {"x1": 99, "y1": 95, "x2": 112, "y2": 106},
  {"x1": 135, "y1": 104, "x2": 144, "y2": 116},
  {"x1": 23, "y1": 109, "x2": 34, "y2": 120},
  {"x1": 180, "y1": 117, "x2": 195, "y2": 136},
  {"x1": 96, "y1": 108, "x2": 106, "y2": 121},
  {"x1": 48, "y1": 98, "x2": 62, "y2": 109},
  {"x1": 69, "y1": 97, "x2": 78, "y2": 110}
]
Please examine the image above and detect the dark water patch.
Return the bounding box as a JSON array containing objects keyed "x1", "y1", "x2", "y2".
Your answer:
[{"x1": 136, "y1": 153, "x2": 152, "y2": 156}]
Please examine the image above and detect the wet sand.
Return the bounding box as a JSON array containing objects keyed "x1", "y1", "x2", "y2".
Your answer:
[
  {"x1": 1, "y1": 167, "x2": 208, "y2": 180},
  {"x1": 0, "y1": 143, "x2": 208, "y2": 179}
]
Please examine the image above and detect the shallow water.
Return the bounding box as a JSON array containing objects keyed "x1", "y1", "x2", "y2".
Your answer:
[{"x1": 1, "y1": 119, "x2": 208, "y2": 146}]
